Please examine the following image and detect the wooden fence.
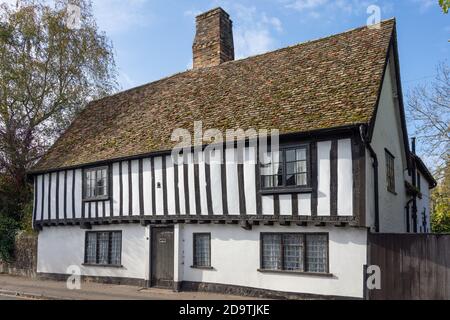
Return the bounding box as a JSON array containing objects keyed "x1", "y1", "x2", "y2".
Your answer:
[{"x1": 367, "y1": 233, "x2": 450, "y2": 300}]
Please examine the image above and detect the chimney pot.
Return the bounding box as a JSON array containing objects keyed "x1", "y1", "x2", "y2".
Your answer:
[{"x1": 192, "y1": 7, "x2": 234, "y2": 69}]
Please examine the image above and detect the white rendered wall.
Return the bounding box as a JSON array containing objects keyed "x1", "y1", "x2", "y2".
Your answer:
[
  {"x1": 368, "y1": 55, "x2": 409, "y2": 233},
  {"x1": 416, "y1": 171, "x2": 431, "y2": 233},
  {"x1": 37, "y1": 224, "x2": 148, "y2": 280},
  {"x1": 37, "y1": 223, "x2": 368, "y2": 298},
  {"x1": 179, "y1": 224, "x2": 368, "y2": 298}
]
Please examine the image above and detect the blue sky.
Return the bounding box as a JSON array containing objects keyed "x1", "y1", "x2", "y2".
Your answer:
[
  {"x1": 4, "y1": 0, "x2": 447, "y2": 157},
  {"x1": 86, "y1": 0, "x2": 448, "y2": 163},
  {"x1": 87, "y1": 0, "x2": 449, "y2": 96}
]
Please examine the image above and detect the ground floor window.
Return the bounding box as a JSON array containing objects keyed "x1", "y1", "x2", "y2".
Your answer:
[
  {"x1": 84, "y1": 231, "x2": 122, "y2": 266},
  {"x1": 261, "y1": 233, "x2": 328, "y2": 273},
  {"x1": 193, "y1": 233, "x2": 211, "y2": 268}
]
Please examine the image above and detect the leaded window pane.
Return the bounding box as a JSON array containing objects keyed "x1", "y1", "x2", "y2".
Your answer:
[
  {"x1": 97, "y1": 232, "x2": 109, "y2": 265},
  {"x1": 262, "y1": 234, "x2": 282, "y2": 270},
  {"x1": 286, "y1": 147, "x2": 308, "y2": 186},
  {"x1": 296, "y1": 173, "x2": 307, "y2": 186},
  {"x1": 296, "y1": 148, "x2": 307, "y2": 161},
  {"x1": 286, "y1": 162, "x2": 297, "y2": 174},
  {"x1": 84, "y1": 167, "x2": 108, "y2": 199},
  {"x1": 85, "y1": 232, "x2": 97, "y2": 264},
  {"x1": 283, "y1": 234, "x2": 304, "y2": 271},
  {"x1": 261, "y1": 151, "x2": 283, "y2": 188},
  {"x1": 85, "y1": 231, "x2": 121, "y2": 266},
  {"x1": 110, "y1": 232, "x2": 122, "y2": 265},
  {"x1": 286, "y1": 149, "x2": 297, "y2": 162},
  {"x1": 261, "y1": 233, "x2": 328, "y2": 274},
  {"x1": 286, "y1": 174, "x2": 295, "y2": 186},
  {"x1": 194, "y1": 234, "x2": 211, "y2": 267},
  {"x1": 296, "y1": 160, "x2": 307, "y2": 173},
  {"x1": 261, "y1": 147, "x2": 308, "y2": 188},
  {"x1": 306, "y1": 234, "x2": 328, "y2": 273}
]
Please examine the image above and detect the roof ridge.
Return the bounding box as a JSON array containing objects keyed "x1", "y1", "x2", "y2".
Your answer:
[
  {"x1": 33, "y1": 16, "x2": 395, "y2": 171},
  {"x1": 88, "y1": 18, "x2": 396, "y2": 106},
  {"x1": 217, "y1": 17, "x2": 396, "y2": 68}
]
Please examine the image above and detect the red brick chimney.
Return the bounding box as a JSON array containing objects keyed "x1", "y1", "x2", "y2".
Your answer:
[{"x1": 193, "y1": 8, "x2": 235, "y2": 69}]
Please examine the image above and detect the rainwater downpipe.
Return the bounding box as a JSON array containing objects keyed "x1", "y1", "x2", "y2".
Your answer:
[{"x1": 360, "y1": 125, "x2": 380, "y2": 233}]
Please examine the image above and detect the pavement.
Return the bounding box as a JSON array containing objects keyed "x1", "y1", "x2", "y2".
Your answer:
[
  {"x1": 0, "y1": 294, "x2": 31, "y2": 300},
  {"x1": 0, "y1": 274, "x2": 255, "y2": 300}
]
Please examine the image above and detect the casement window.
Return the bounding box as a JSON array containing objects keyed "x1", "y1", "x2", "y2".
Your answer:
[
  {"x1": 260, "y1": 145, "x2": 309, "y2": 190},
  {"x1": 261, "y1": 233, "x2": 328, "y2": 273},
  {"x1": 385, "y1": 150, "x2": 396, "y2": 194},
  {"x1": 84, "y1": 166, "x2": 109, "y2": 200},
  {"x1": 84, "y1": 231, "x2": 122, "y2": 266},
  {"x1": 193, "y1": 233, "x2": 211, "y2": 268}
]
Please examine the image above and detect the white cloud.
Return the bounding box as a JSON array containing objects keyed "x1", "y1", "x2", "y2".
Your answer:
[
  {"x1": 0, "y1": 0, "x2": 151, "y2": 34},
  {"x1": 183, "y1": 2, "x2": 283, "y2": 59},
  {"x1": 284, "y1": 0, "x2": 378, "y2": 20},
  {"x1": 232, "y1": 4, "x2": 283, "y2": 59},
  {"x1": 184, "y1": 9, "x2": 201, "y2": 17},
  {"x1": 286, "y1": 0, "x2": 327, "y2": 12},
  {"x1": 186, "y1": 59, "x2": 193, "y2": 70},
  {"x1": 235, "y1": 28, "x2": 274, "y2": 58},
  {"x1": 118, "y1": 71, "x2": 135, "y2": 90},
  {"x1": 262, "y1": 13, "x2": 283, "y2": 32},
  {"x1": 412, "y1": 0, "x2": 437, "y2": 13},
  {"x1": 92, "y1": 0, "x2": 151, "y2": 35}
]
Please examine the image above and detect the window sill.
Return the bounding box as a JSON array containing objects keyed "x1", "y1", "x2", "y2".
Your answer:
[
  {"x1": 82, "y1": 263, "x2": 123, "y2": 269},
  {"x1": 83, "y1": 197, "x2": 110, "y2": 203},
  {"x1": 257, "y1": 269, "x2": 333, "y2": 277},
  {"x1": 190, "y1": 266, "x2": 214, "y2": 270},
  {"x1": 260, "y1": 188, "x2": 312, "y2": 195}
]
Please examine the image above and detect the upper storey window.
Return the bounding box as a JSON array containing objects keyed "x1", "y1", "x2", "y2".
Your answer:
[
  {"x1": 84, "y1": 166, "x2": 109, "y2": 201},
  {"x1": 260, "y1": 145, "x2": 310, "y2": 191},
  {"x1": 385, "y1": 149, "x2": 396, "y2": 194}
]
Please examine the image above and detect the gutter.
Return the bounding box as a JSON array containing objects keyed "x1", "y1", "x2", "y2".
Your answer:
[{"x1": 360, "y1": 125, "x2": 380, "y2": 233}]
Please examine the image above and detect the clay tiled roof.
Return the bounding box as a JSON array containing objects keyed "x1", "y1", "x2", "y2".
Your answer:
[{"x1": 32, "y1": 19, "x2": 395, "y2": 172}]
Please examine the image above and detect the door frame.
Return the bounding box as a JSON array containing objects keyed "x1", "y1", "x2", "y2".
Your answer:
[{"x1": 149, "y1": 224, "x2": 175, "y2": 288}]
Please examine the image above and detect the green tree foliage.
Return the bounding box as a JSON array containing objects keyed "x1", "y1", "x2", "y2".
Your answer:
[
  {"x1": 0, "y1": 0, "x2": 117, "y2": 257},
  {"x1": 0, "y1": 0, "x2": 117, "y2": 215},
  {"x1": 440, "y1": 0, "x2": 449, "y2": 13},
  {"x1": 431, "y1": 159, "x2": 450, "y2": 233},
  {"x1": 0, "y1": 214, "x2": 19, "y2": 262}
]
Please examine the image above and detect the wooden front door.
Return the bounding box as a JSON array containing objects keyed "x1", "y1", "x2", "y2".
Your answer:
[{"x1": 151, "y1": 226, "x2": 174, "y2": 288}]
